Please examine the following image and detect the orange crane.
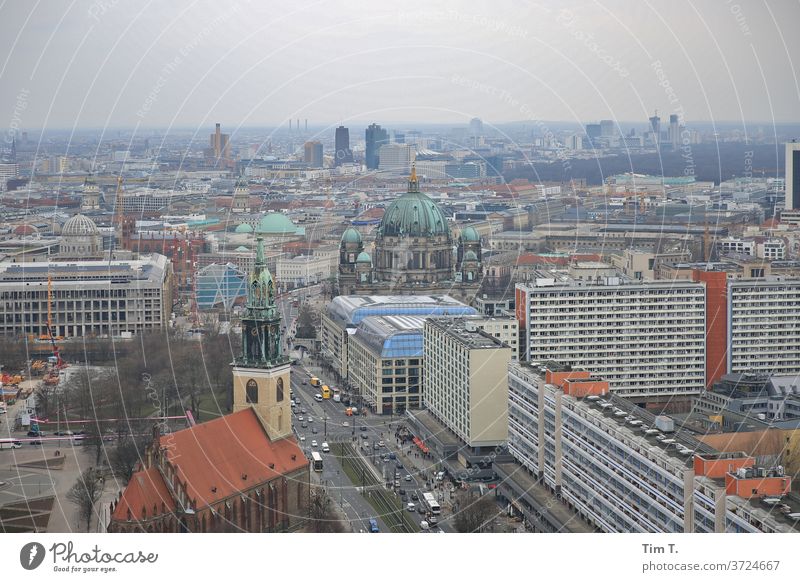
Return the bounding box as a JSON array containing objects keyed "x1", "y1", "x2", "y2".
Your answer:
[{"x1": 46, "y1": 275, "x2": 64, "y2": 371}]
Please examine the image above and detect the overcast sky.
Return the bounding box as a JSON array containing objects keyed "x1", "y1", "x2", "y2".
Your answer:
[{"x1": 1, "y1": 0, "x2": 799, "y2": 133}]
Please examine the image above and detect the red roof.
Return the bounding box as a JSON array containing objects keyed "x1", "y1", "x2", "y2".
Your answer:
[
  {"x1": 160, "y1": 408, "x2": 306, "y2": 508},
  {"x1": 111, "y1": 466, "x2": 174, "y2": 522},
  {"x1": 112, "y1": 408, "x2": 307, "y2": 521}
]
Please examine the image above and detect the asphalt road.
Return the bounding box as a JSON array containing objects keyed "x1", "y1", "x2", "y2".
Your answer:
[{"x1": 289, "y1": 362, "x2": 448, "y2": 533}]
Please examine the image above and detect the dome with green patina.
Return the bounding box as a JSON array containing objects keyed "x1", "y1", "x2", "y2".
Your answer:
[
  {"x1": 460, "y1": 226, "x2": 480, "y2": 242},
  {"x1": 341, "y1": 228, "x2": 362, "y2": 245},
  {"x1": 356, "y1": 251, "x2": 372, "y2": 264},
  {"x1": 256, "y1": 212, "x2": 299, "y2": 235},
  {"x1": 234, "y1": 245, "x2": 250, "y2": 252},
  {"x1": 379, "y1": 191, "x2": 449, "y2": 238},
  {"x1": 234, "y1": 223, "x2": 253, "y2": 234}
]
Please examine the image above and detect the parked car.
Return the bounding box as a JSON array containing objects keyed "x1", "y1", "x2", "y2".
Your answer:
[{"x1": 405, "y1": 474, "x2": 412, "y2": 482}]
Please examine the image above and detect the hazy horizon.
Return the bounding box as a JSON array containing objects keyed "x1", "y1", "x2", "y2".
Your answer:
[{"x1": 2, "y1": 0, "x2": 799, "y2": 135}]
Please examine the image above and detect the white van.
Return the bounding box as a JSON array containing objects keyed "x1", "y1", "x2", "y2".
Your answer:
[
  {"x1": 321, "y1": 442, "x2": 330, "y2": 453},
  {"x1": 314, "y1": 394, "x2": 323, "y2": 402}
]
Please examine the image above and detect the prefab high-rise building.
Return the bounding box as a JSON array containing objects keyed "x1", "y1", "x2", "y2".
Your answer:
[
  {"x1": 365, "y1": 123, "x2": 388, "y2": 170},
  {"x1": 669, "y1": 114, "x2": 680, "y2": 150},
  {"x1": 786, "y1": 141, "x2": 800, "y2": 210}
]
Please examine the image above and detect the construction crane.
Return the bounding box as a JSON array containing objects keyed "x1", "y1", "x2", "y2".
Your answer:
[{"x1": 46, "y1": 275, "x2": 64, "y2": 371}]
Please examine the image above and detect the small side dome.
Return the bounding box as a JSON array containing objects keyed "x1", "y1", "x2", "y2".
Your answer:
[
  {"x1": 460, "y1": 226, "x2": 480, "y2": 242},
  {"x1": 356, "y1": 251, "x2": 372, "y2": 264},
  {"x1": 341, "y1": 228, "x2": 362, "y2": 244},
  {"x1": 235, "y1": 223, "x2": 253, "y2": 234},
  {"x1": 464, "y1": 250, "x2": 478, "y2": 261},
  {"x1": 234, "y1": 245, "x2": 250, "y2": 252}
]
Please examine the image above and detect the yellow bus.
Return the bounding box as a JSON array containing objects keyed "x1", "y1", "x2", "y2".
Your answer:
[{"x1": 321, "y1": 385, "x2": 331, "y2": 399}]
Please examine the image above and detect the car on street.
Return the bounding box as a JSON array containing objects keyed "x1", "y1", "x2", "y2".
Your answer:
[
  {"x1": 301, "y1": 408, "x2": 307, "y2": 414},
  {"x1": 29, "y1": 440, "x2": 42, "y2": 446},
  {"x1": 373, "y1": 443, "x2": 380, "y2": 450},
  {"x1": 321, "y1": 442, "x2": 330, "y2": 453},
  {"x1": 418, "y1": 505, "x2": 426, "y2": 515},
  {"x1": 420, "y1": 520, "x2": 429, "y2": 530},
  {"x1": 297, "y1": 416, "x2": 304, "y2": 422},
  {"x1": 307, "y1": 416, "x2": 313, "y2": 423},
  {"x1": 311, "y1": 427, "x2": 318, "y2": 434},
  {"x1": 301, "y1": 423, "x2": 308, "y2": 428},
  {"x1": 361, "y1": 433, "x2": 369, "y2": 440},
  {"x1": 405, "y1": 474, "x2": 412, "y2": 482},
  {"x1": 411, "y1": 492, "x2": 419, "y2": 501},
  {"x1": 388, "y1": 452, "x2": 396, "y2": 460},
  {"x1": 378, "y1": 440, "x2": 385, "y2": 447},
  {"x1": 311, "y1": 440, "x2": 318, "y2": 448},
  {"x1": 299, "y1": 435, "x2": 306, "y2": 442},
  {"x1": 406, "y1": 502, "x2": 415, "y2": 512},
  {"x1": 360, "y1": 425, "x2": 367, "y2": 431},
  {"x1": 26, "y1": 430, "x2": 44, "y2": 437},
  {"x1": 342, "y1": 421, "x2": 349, "y2": 427},
  {"x1": 398, "y1": 488, "x2": 406, "y2": 496},
  {"x1": 368, "y1": 518, "x2": 379, "y2": 533},
  {"x1": 396, "y1": 461, "x2": 403, "y2": 469},
  {"x1": 302, "y1": 380, "x2": 307, "y2": 385}
]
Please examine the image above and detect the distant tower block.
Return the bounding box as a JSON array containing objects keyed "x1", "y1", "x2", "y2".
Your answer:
[{"x1": 305, "y1": 119, "x2": 308, "y2": 132}]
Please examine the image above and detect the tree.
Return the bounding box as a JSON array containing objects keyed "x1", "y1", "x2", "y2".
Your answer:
[
  {"x1": 305, "y1": 487, "x2": 344, "y2": 533},
  {"x1": 110, "y1": 435, "x2": 149, "y2": 483},
  {"x1": 66, "y1": 467, "x2": 105, "y2": 531},
  {"x1": 453, "y1": 492, "x2": 499, "y2": 533},
  {"x1": 296, "y1": 305, "x2": 319, "y2": 339}
]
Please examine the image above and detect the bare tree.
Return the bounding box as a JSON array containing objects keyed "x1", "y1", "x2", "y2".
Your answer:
[
  {"x1": 66, "y1": 468, "x2": 105, "y2": 531},
  {"x1": 305, "y1": 487, "x2": 345, "y2": 533},
  {"x1": 296, "y1": 305, "x2": 319, "y2": 339},
  {"x1": 110, "y1": 435, "x2": 149, "y2": 483},
  {"x1": 453, "y1": 492, "x2": 500, "y2": 533}
]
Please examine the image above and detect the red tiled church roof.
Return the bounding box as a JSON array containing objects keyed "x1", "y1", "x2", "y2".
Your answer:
[{"x1": 111, "y1": 408, "x2": 306, "y2": 522}]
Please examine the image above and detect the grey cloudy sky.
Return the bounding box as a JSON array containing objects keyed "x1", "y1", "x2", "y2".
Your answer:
[{"x1": 1, "y1": 0, "x2": 799, "y2": 131}]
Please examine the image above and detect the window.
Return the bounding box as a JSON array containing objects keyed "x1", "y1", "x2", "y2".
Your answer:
[
  {"x1": 246, "y1": 379, "x2": 259, "y2": 404},
  {"x1": 276, "y1": 377, "x2": 284, "y2": 402}
]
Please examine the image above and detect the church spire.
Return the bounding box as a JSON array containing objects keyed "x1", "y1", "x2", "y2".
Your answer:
[{"x1": 408, "y1": 162, "x2": 419, "y2": 193}]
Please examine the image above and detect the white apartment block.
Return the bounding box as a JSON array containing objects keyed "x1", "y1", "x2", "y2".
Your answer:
[
  {"x1": 728, "y1": 278, "x2": 800, "y2": 376},
  {"x1": 276, "y1": 254, "x2": 332, "y2": 288},
  {"x1": 0, "y1": 255, "x2": 173, "y2": 338},
  {"x1": 516, "y1": 279, "x2": 707, "y2": 398},
  {"x1": 507, "y1": 361, "x2": 797, "y2": 533},
  {"x1": 424, "y1": 318, "x2": 511, "y2": 448}
]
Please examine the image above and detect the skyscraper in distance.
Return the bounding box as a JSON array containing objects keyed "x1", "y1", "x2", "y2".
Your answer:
[
  {"x1": 334, "y1": 126, "x2": 353, "y2": 166},
  {"x1": 303, "y1": 141, "x2": 324, "y2": 168},
  {"x1": 365, "y1": 123, "x2": 388, "y2": 170},
  {"x1": 669, "y1": 114, "x2": 680, "y2": 150}
]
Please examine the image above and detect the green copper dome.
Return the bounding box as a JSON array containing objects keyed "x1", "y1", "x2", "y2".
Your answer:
[
  {"x1": 341, "y1": 228, "x2": 362, "y2": 244},
  {"x1": 379, "y1": 192, "x2": 449, "y2": 237},
  {"x1": 460, "y1": 226, "x2": 480, "y2": 242},
  {"x1": 235, "y1": 223, "x2": 253, "y2": 234},
  {"x1": 256, "y1": 212, "x2": 298, "y2": 235},
  {"x1": 356, "y1": 251, "x2": 372, "y2": 264}
]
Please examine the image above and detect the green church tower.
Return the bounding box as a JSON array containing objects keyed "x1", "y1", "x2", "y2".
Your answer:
[{"x1": 232, "y1": 237, "x2": 292, "y2": 440}]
